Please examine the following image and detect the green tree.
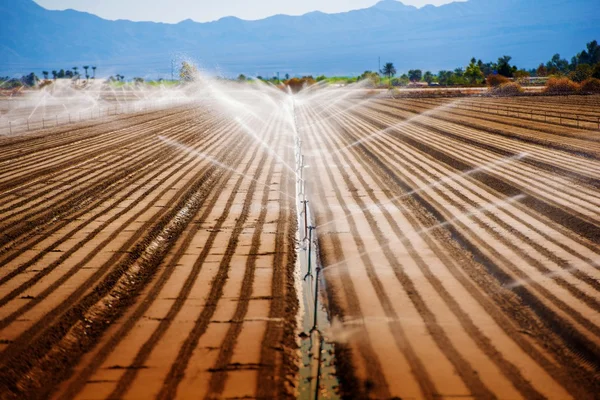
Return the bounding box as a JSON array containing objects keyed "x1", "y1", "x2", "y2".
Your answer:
[
  {"x1": 451, "y1": 68, "x2": 467, "y2": 84},
  {"x1": 237, "y1": 74, "x2": 247, "y2": 82},
  {"x1": 497, "y1": 55, "x2": 514, "y2": 77},
  {"x1": 437, "y1": 70, "x2": 452, "y2": 85},
  {"x1": 570, "y1": 64, "x2": 593, "y2": 82},
  {"x1": 52, "y1": 70, "x2": 57, "y2": 80},
  {"x1": 478, "y1": 61, "x2": 496, "y2": 77},
  {"x1": 58, "y1": 69, "x2": 65, "y2": 78},
  {"x1": 546, "y1": 54, "x2": 569, "y2": 75},
  {"x1": 359, "y1": 71, "x2": 381, "y2": 87},
  {"x1": 574, "y1": 40, "x2": 600, "y2": 66},
  {"x1": 380, "y1": 62, "x2": 397, "y2": 87},
  {"x1": 593, "y1": 63, "x2": 600, "y2": 79},
  {"x1": 408, "y1": 69, "x2": 422, "y2": 82},
  {"x1": 83, "y1": 65, "x2": 89, "y2": 80},
  {"x1": 423, "y1": 71, "x2": 434, "y2": 84},
  {"x1": 92, "y1": 66, "x2": 97, "y2": 79},
  {"x1": 42, "y1": 71, "x2": 49, "y2": 80},
  {"x1": 22, "y1": 72, "x2": 38, "y2": 87},
  {"x1": 464, "y1": 58, "x2": 484, "y2": 84}
]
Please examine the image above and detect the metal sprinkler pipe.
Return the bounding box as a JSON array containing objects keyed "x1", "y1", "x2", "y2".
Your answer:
[
  {"x1": 304, "y1": 226, "x2": 315, "y2": 280},
  {"x1": 301, "y1": 200, "x2": 309, "y2": 238},
  {"x1": 311, "y1": 263, "x2": 321, "y2": 332}
]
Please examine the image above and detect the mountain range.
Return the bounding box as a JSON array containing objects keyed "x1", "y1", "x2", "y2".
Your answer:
[{"x1": 1, "y1": 0, "x2": 599, "y2": 78}]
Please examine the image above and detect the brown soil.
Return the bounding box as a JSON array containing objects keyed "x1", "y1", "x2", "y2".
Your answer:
[
  {"x1": 1, "y1": 94, "x2": 599, "y2": 400},
  {"x1": 299, "y1": 95, "x2": 600, "y2": 399},
  {"x1": 0, "y1": 106, "x2": 298, "y2": 399}
]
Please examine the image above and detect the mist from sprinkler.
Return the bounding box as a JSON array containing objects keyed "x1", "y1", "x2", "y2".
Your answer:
[
  {"x1": 328, "y1": 98, "x2": 464, "y2": 154},
  {"x1": 0, "y1": 76, "x2": 192, "y2": 132},
  {"x1": 158, "y1": 135, "x2": 296, "y2": 201},
  {"x1": 316, "y1": 152, "x2": 528, "y2": 230},
  {"x1": 233, "y1": 116, "x2": 298, "y2": 177},
  {"x1": 319, "y1": 194, "x2": 527, "y2": 276}
]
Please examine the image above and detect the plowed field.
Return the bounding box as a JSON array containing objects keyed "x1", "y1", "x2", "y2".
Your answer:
[
  {"x1": 0, "y1": 105, "x2": 299, "y2": 399},
  {"x1": 298, "y1": 95, "x2": 600, "y2": 399},
  {"x1": 1, "y1": 94, "x2": 599, "y2": 399}
]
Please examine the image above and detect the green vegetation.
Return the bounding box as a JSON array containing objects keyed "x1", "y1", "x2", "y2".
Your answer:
[
  {"x1": 380, "y1": 62, "x2": 397, "y2": 88},
  {"x1": 3, "y1": 40, "x2": 599, "y2": 93}
]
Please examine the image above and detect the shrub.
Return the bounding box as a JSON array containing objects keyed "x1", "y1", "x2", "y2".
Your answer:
[
  {"x1": 579, "y1": 78, "x2": 600, "y2": 94},
  {"x1": 492, "y1": 82, "x2": 523, "y2": 96},
  {"x1": 593, "y1": 63, "x2": 600, "y2": 79},
  {"x1": 569, "y1": 64, "x2": 593, "y2": 83},
  {"x1": 285, "y1": 76, "x2": 316, "y2": 93},
  {"x1": 543, "y1": 77, "x2": 580, "y2": 94},
  {"x1": 38, "y1": 80, "x2": 53, "y2": 89},
  {"x1": 486, "y1": 74, "x2": 510, "y2": 87}
]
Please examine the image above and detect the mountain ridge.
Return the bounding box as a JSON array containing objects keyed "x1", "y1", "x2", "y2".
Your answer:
[{"x1": 1, "y1": 0, "x2": 599, "y2": 77}]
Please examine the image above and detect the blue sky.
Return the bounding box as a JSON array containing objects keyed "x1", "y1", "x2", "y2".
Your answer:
[{"x1": 33, "y1": 0, "x2": 461, "y2": 23}]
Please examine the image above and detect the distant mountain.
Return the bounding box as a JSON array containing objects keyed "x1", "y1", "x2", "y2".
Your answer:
[{"x1": 1, "y1": 0, "x2": 599, "y2": 78}]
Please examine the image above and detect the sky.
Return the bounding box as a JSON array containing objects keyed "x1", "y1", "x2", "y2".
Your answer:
[{"x1": 33, "y1": 0, "x2": 460, "y2": 23}]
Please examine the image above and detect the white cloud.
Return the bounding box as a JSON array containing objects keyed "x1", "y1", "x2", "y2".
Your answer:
[{"x1": 34, "y1": 0, "x2": 463, "y2": 23}]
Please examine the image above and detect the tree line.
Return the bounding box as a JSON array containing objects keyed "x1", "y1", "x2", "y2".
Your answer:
[
  {"x1": 357, "y1": 40, "x2": 600, "y2": 87},
  {"x1": 3, "y1": 40, "x2": 599, "y2": 90},
  {"x1": 0, "y1": 65, "x2": 101, "y2": 89}
]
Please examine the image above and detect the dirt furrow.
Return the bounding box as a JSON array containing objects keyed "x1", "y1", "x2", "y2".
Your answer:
[
  {"x1": 324, "y1": 103, "x2": 600, "y2": 396},
  {"x1": 0, "y1": 114, "x2": 250, "y2": 399},
  {"x1": 371, "y1": 99, "x2": 600, "y2": 159},
  {"x1": 0, "y1": 116, "x2": 225, "y2": 279},
  {"x1": 153, "y1": 115, "x2": 284, "y2": 400},
  {"x1": 328, "y1": 101, "x2": 593, "y2": 384},
  {"x1": 0, "y1": 108, "x2": 205, "y2": 192},
  {"x1": 51, "y1": 119, "x2": 266, "y2": 400},
  {"x1": 366, "y1": 101, "x2": 600, "y2": 179},
  {"x1": 307, "y1": 103, "x2": 563, "y2": 399},
  {"x1": 0, "y1": 118, "x2": 235, "y2": 328}
]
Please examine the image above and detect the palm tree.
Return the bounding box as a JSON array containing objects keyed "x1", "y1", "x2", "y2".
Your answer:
[
  {"x1": 42, "y1": 71, "x2": 49, "y2": 80},
  {"x1": 92, "y1": 66, "x2": 97, "y2": 79},
  {"x1": 52, "y1": 70, "x2": 58, "y2": 80},
  {"x1": 380, "y1": 62, "x2": 397, "y2": 88},
  {"x1": 83, "y1": 65, "x2": 89, "y2": 80}
]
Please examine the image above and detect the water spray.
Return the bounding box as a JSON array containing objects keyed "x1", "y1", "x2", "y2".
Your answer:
[
  {"x1": 321, "y1": 194, "x2": 527, "y2": 275},
  {"x1": 158, "y1": 135, "x2": 296, "y2": 201},
  {"x1": 316, "y1": 152, "x2": 528, "y2": 230}
]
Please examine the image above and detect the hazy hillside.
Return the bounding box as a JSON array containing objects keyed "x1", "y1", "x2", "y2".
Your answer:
[{"x1": 1, "y1": 0, "x2": 598, "y2": 77}]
